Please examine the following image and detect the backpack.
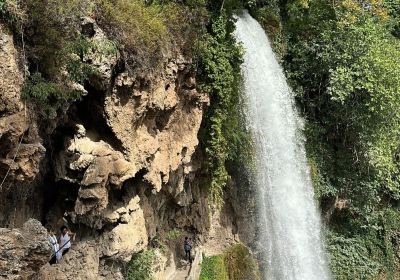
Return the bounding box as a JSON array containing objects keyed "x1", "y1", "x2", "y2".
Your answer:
[{"x1": 184, "y1": 241, "x2": 192, "y2": 251}]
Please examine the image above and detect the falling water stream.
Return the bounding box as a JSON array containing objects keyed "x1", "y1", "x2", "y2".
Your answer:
[{"x1": 234, "y1": 11, "x2": 331, "y2": 280}]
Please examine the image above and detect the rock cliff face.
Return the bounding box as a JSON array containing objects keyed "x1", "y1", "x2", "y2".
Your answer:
[
  {"x1": 0, "y1": 17, "x2": 255, "y2": 279},
  {"x1": 0, "y1": 23, "x2": 45, "y2": 227},
  {"x1": 0, "y1": 219, "x2": 51, "y2": 279}
]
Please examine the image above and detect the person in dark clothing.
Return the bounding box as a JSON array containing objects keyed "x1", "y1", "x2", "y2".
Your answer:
[{"x1": 184, "y1": 236, "x2": 192, "y2": 263}]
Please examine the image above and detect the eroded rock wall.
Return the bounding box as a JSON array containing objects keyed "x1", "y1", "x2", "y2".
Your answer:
[
  {"x1": 0, "y1": 219, "x2": 51, "y2": 279},
  {"x1": 32, "y1": 18, "x2": 209, "y2": 278},
  {"x1": 0, "y1": 23, "x2": 45, "y2": 227},
  {"x1": 0, "y1": 16, "x2": 250, "y2": 280}
]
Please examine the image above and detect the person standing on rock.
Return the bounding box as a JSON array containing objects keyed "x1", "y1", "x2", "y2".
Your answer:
[
  {"x1": 184, "y1": 236, "x2": 192, "y2": 263},
  {"x1": 47, "y1": 226, "x2": 61, "y2": 264},
  {"x1": 59, "y1": 225, "x2": 75, "y2": 256}
]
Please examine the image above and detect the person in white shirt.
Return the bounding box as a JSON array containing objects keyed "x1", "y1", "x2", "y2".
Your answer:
[
  {"x1": 59, "y1": 225, "x2": 75, "y2": 256},
  {"x1": 47, "y1": 226, "x2": 61, "y2": 264}
]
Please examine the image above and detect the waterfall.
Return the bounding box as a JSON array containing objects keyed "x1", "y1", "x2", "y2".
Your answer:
[{"x1": 234, "y1": 11, "x2": 331, "y2": 280}]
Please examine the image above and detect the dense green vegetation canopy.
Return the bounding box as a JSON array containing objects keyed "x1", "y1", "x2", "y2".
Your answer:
[{"x1": 246, "y1": 0, "x2": 400, "y2": 278}]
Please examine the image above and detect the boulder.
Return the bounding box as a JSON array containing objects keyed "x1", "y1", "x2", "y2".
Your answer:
[{"x1": 0, "y1": 219, "x2": 51, "y2": 279}]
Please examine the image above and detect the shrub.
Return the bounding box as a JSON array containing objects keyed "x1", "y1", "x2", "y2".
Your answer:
[
  {"x1": 21, "y1": 35, "x2": 101, "y2": 119},
  {"x1": 96, "y1": 0, "x2": 168, "y2": 54},
  {"x1": 165, "y1": 229, "x2": 181, "y2": 240},
  {"x1": 24, "y1": 0, "x2": 92, "y2": 75},
  {"x1": 200, "y1": 255, "x2": 229, "y2": 280},
  {"x1": 22, "y1": 73, "x2": 83, "y2": 119},
  {"x1": 327, "y1": 231, "x2": 382, "y2": 280},
  {"x1": 0, "y1": 0, "x2": 26, "y2": 32},
  {"x1": 125, "y1": 249, "x2": 156, "y2": 280},
  {"x1": 199, "y1": 243, "x2": 260, "y2": 280},
  {"x1": 95, "y1": 0, "x2": 207, "y2": 72},
  {"x1": 195, "y1": 12, "x2": 252, "y2": 205},
  {"x1": 64, "y1": 36, "x2": 104, "y2": 84},
  {"x1": 149, "y1": 236, "x2": 167, "y2": 254},
  {"x1": 224, "y1": 244, "x2": 260, "y2": 280}
]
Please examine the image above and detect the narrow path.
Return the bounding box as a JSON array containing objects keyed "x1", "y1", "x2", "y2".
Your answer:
[
  {"x1": 168, "y1": 262, "x2": 191, "y2": 280},
  {"x1": 167, "y1": 250, "x2": 202, "y2": 280}
]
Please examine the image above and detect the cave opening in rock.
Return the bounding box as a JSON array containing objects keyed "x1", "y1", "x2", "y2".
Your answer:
[
  {"x1": 25, "y1": 121, "x2": 77, "y2": 228},
  {"x1": 109, "y1": 168, "x2": 148, "y2": 205},
  {"x1": 69, "y1": 82, "x2": 125, "y2": 152},
  {"x1": 41, "y1": 178, "x2": 80, "y2": 225}
]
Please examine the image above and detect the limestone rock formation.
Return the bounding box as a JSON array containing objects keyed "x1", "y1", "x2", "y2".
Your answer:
[
  {"x1": 104, "y1": 57, "x2": 209, "y2": 192},
  {"x1": 0, "y1": 24, "x2": 44, "y2": 186},
  {"x1": 0, "y1": 219, "x2": 51, "y2": 279},
  {"x1": 99, "y1": 195, "x2": 148, "y2": 261},
  {"x1": 0, "y1": 23, "x2": 45, "y2": 227},
  {"x1": 55, "y1": 124, "x2": 138, "y2": 223},
  {"x1": 0, "y1": 14, "x2": 246, "y2": 280},
  {"x1": 37, "y1": 241, "x2": 102, "y2": 280}
]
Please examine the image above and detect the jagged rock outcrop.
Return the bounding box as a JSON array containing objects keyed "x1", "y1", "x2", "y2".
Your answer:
[
  {"x1": 104, "y1": 57, "x2": 209, "y2": 192},
  {"x1": 55, "y1": 124, "x2": 138, "y2": 221},
  {"x1": 0, "y1": 24, "x2": 45, "y2": 227},
  {"x1": 51, "y1": 18, "x2": 209, "y2": 229},
  {"x1": 37, "y1": 196, "x2": 147, "y2": 280},
  {"x1": 99, "y1": 195, "x2": 148, "y2": 261},
  {"x1": 37, "y1": 241, "x2": 102, "y2": 280},
  {"x1": 0, "y1": 219, "x2": 51, "y2": 279},
  {"x1": 0, "y1": 24, "x2": 44, "y2": 186}
]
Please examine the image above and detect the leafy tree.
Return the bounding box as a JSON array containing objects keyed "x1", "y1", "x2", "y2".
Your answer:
[
  {"x1": 271, "y1": 0, "x2": 400, "y2": 277},
  {"x1": 195, "y1": 12, "x2": 250, "y2": 205},
  {"x1": 22, "y1": 73, "x2": 83, "y2": 119}
]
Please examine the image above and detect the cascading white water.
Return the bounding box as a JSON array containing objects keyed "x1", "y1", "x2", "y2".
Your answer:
[{"x1": 234, "y1": 11, "x2": 331, "y2": 280}]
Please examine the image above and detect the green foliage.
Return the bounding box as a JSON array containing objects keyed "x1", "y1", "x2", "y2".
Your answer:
[
  {"x1": 200, "y1": 255, "x2": 229, "y2": 280},
  {"x1": 96, "y1": 0, "x2": 168, "y2": 54},
  {"x1": 149, "y1": 236, "x2": 168, "y2": 254},
  {"x1": 24, "y1": 0, "x2": 92, "y2": 75},
  {"x1": 21, "y1": 35, "x2": 100, "y2": 118},
  {"x1": 22, "y1": 73, "x2": 83, "y2": 119},
  {"x1": 304, "y1": 122, "x2": 337, "y2": 200},
  {"x1": 383, "y1": 0, "x2": 400, "y2": 37},
  {"x1": 224, "y1": 244, "x2": 261, "y2": 280},
  {"x1": 0, "y1": 0, "x2": 25, "y2": 31},
  {"x1": 195, "y1": 12, "x2": 252, "y2": 205},
  {"x1": 96, "y1": 0, "x2": 207, "y2": 71},
  {"x1": 327, "y1": 207, "x2": 400, "y2": 279},
  {"x1": 261, "y1": 0, "x2": 400, "y2": 277},
  {"x1": 64, "y1": 37, "x2": 100, "y2": 84},
  {"x1": 165, "y1": 229, "x2": 181, "y2": 240},
  {"x1": 18, "y1": 1, "x2": 111, "y2": 119},
  {"x1": 200, "y1": 244, "x2": 260, "y2": 280},
  {"x1": 247, "y1": 0, "x2": 287, "y2": 58},
  {"x1": 327, "y1": 231, "x2": 382, "y2": 280},
  {"x1": 125, "y1": 249, "x2": 156, "y2": 280},
  {"x1": 282, "y1": 0, "x2": 400, "y2": 208},
  {"x1": 379, "y1": 208, "x2": 400, "y2": 276}
]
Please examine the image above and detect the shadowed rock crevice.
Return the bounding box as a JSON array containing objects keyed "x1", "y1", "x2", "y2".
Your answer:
[{"x1": 71, "y1": 83, "x2": 125, "y2": 153}]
